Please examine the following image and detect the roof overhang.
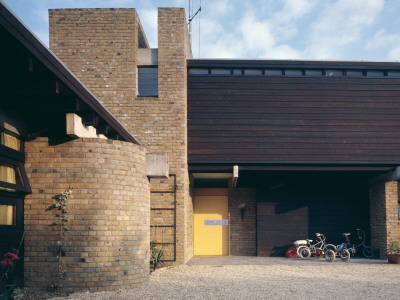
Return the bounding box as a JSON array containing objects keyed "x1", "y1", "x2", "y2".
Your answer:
[{"x1": 0, "y1": 1, "x2": 140, "y2": 145}]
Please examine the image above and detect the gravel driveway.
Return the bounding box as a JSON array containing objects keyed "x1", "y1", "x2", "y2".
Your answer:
[{"x1": 47, "y1": 258, "x2": 400, "y2": 300}]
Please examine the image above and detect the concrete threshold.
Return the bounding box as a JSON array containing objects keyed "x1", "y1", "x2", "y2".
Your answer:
[{"x1": 186, "y1": 255, "x2": 388, "y2": 265}]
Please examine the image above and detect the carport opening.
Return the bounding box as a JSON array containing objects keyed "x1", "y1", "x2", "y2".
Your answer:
[{"x1": 237, "y1": 171, "x2": 374, "y2": 257}]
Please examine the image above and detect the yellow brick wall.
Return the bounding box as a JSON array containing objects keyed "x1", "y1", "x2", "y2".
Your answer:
[
  {"x1": 24, "y1": 137, "x2": 149, "y2": 292},
  {"x1": 49, "y1": 8, "x2": 193, "y2": 265}
]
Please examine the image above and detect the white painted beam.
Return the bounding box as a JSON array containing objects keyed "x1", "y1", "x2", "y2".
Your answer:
[{"x1": 66, "y1": 113, "x2": 107, "y2": 139}]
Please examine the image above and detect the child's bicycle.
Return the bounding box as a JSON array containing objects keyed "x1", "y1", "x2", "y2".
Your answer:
[
  {"x1": 289, "y1": 233, "x2": 336, "y2": 260},
  {"x1": 344, "y1": 229, "x2": 374, "y2": 258},
  {"x1": 324, "y1": 243, "x2": 351, "y2": 262}
]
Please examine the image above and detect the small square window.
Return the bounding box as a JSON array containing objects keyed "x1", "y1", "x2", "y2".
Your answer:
[{"x1": 232, "y1": 69, "x2": 243, "y2": 75}]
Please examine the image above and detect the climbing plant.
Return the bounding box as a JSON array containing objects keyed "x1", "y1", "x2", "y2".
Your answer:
[{"x1": 48, "y1": 187, "x2": 73, "y2": 290}]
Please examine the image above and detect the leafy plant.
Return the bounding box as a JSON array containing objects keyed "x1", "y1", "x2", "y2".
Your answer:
[
  {"x1": 10, "y1": 287, "x2": 26, "y2": 300},
  {"x1": 387, "y1": 239, "x2": 400, "y2": 255},
  {"x1": 150, "y1": 241, "x2": 164, "y2": 271},
  {"x1": 0, "y1": 232, "x2": 25, "y2": 300},
  {"x1": 48, "y1": 187, "x2": 73, "y2": 290}
]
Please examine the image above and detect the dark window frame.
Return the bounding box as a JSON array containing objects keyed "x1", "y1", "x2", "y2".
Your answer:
[
  {"x1": 0, "y1": 128, "x2": 30, "y2": 232},
  {"x1": 0, "y1": 192, "x2": 23, "y2": 231},
  {"x1": 138, "y1": 65, "x2": 158, "y2": 97}
]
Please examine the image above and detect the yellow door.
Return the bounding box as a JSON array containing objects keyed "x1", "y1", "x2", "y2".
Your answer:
[{"x1": 194, "y1": 189, "x2": 229, "y2": 255}]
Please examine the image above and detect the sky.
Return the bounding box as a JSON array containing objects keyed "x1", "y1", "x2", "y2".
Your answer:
[{"x1": 3, "y1": 0, "x2": 400, "y2": 61}]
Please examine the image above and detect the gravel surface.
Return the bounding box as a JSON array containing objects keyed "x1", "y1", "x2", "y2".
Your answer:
[{"x1": 38, "y1": 262, "x2": 400, "y2": 300}]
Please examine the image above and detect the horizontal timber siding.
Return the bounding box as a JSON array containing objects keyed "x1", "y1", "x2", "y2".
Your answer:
[{"x1": 187, "y1": 61, "x2": 400, "y2": 165}]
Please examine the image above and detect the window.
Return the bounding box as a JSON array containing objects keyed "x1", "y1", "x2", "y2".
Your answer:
[
  {"x1": 0, "y1": 130, "x2": 29, "y2": 193},
  {"x1": 265, "y1": 69, "x2": 282, "y2": 76},
  {"x1": 346, "y1": 70, "x2": 364, "y2": 77},
  {"x1": 232, "y1": 69, "x2": 243, "y2": 75},
  {"x1": 244, "y1": 69, "x2": 262, "y2": 75},
  {"x1": 0, "y1": 128, "x2": 30, "y2": 231},
  {"x1": 285, "y1": 69, "x2": 303, "y2": 76},
  {"x1": 388, "y1": 71, "x2": 400, "y2": 78},
  {"x1": 0, "y1": 204, "x2": 15, "y2": 225},
  {"x1": 189, "y1": 68, "x2": 209, "y2": 75},
  {"x1": 138, "y1": 66, "x2": 158, "y2": 96},
  {"x1": 326, "y1": 70, "x2": 343, "y2": 77},
  {"x1": 210, "y1": 69, "x2": 230, "y2": 75},
  {"x1": 305, "y1": 70, "x2": 322, "y2": 76},
  {"x1": 367, "y1": 71, "x2": 385, "y2": 77}
]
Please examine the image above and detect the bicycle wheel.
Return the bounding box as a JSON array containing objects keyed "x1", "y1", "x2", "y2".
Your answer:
[
  {"x1": 285, "y1": 247, "x2": 298, "y2": 258},
  {"x1": 363, "y1": 246, "x2": 374, "y2": 258},
  {"x1": 325, "y1": 250, "x2": 335, "y2": 262},
  {"x1": 340, "y1": 249, "x2": 351, "y2": 261},
  {"x1": 298, "y1": 246, "x2": 311, "y2": 259},
  {"x1": 325, "y1": 244, "x2": 336, "y2": 251}
]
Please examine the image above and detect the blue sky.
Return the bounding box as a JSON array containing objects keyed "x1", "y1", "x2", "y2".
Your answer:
[{"x1": 3, "y1": 0, "x2": 400, "y2": 60}]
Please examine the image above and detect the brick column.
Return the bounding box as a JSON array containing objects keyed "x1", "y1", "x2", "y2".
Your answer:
[
  {"x1": 24, "y1": 138, "x2": 149, "y2": 292},
  {"x1": 49, "y1": 8, "x2": 140, "y2": 131},
  {"x1": 370, "y1": 181, "x2": 400, "y2": 258},
  {"x1": 156, "y1": 8, "x2": 193, "y2": 264}
]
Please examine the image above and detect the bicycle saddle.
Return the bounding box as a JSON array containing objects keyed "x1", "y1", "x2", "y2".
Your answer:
[
  {"x1": 342, "y1": 233, "x2": 351, "y2": 236},
  {"x1": 294, "y1": 240, "x2": 311, "y2": 247}
]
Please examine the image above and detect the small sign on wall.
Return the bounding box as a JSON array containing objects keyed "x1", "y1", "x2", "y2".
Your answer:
[{"x1": 204, "y1": 219, "x2": 229, "y2": 225}]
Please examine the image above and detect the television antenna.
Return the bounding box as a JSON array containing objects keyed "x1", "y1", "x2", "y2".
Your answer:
[{"x1": 188, "y1": 0, "x2": 201, "y2": 57}]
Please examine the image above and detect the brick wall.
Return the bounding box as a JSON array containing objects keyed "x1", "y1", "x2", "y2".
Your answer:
[
  {"x1": 370, "y1": 181, "x2": 400, "y2": 258},
  {"x1": 228, "y1": 189, "x2": 257, "y2": 256},
  {"x1": 49, "y1": 8, "x2": 193, "y2": 265},
  {"x1": 49, "y1": 8, "x2": 139, "y2": 128},
  {"x1": 24, "y1": 137, "x2": 149, "y2": 292}
]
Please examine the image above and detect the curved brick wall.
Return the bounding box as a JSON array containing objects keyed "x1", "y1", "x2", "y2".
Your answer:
[{"x1": 24, "y1": 137, "x2": 150, "y2": 292}]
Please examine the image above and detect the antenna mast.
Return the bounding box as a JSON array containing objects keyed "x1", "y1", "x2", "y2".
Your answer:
[{"x1": 188, "y1": 0, "x2": 202, "y2": 56}]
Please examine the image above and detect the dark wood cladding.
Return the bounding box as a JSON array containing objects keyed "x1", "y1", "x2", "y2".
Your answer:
[{"x1": 187, "y1": 60, "x2": 400, "y2": 166}]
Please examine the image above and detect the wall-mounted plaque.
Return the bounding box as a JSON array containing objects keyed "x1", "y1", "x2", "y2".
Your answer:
[{"x1": 204, "y1": 219, "x2": 228, "y2": 225}]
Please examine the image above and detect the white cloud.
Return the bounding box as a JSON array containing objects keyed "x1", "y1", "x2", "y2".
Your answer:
[
  {"x1": 366, "y1": 29, "x2": 400, "y2": 60},
  {"x1": 305, "y1": 0, "x2": 384, "y2": 59},
  {"x1": 366, "y1": 29, "x2": 400, "y2": 49},
  {"x1": 239, "y1": 12, "x2": 275, "y2": 51},
  {"x1": 276, "y1": 0, "x2": 317, "y2": 22},
  {"x1": 206, "y1": 0, "x2": 234, "y2": 17},
  {"x1": 388, "y1": 48, "x2": 400, "y2": 60}
]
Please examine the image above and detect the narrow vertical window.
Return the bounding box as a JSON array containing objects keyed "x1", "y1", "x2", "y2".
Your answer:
[{"x1": 138, "y1": 66, "x2": 158, "y2": 96}]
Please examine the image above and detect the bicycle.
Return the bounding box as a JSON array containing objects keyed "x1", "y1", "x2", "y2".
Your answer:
[
  {"x1": 324, "y1": 242, "x2": 351, "y2": 262},
  {"x1": 296, "y1": 233, "x2": 336, "y2": 259},
  {"x1": 344, "y1": 229, "x2": 374, "y2": 258}
]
